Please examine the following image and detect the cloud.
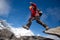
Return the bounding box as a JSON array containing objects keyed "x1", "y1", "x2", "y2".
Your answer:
[
  {"x1": 41, "y1": 7, "x2": 60, "y2": 21},
  {"x1": 0, "y1": 20, "x2": 34, "y2": 38},
  {"x1": 41, "y1": 14, "x2": 48, "y2": 21},
  {"x1": 46, "y1": 7, "x2": 60, "y2": 20},
  {"x1": 41, "y1": 7, "x2": 60, "y2": 25},
  {"x1": 0, "y1": 0, "x2": 11, "y2": 16}
]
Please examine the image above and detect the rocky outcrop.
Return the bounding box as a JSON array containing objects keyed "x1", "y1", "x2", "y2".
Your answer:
[
  {"x1": 20, "y1": 36, "x2": 53, "y2": 40},
  {"x1": 0, "y1": 29, "x2": 17, "y2": 40},
  {"x1": 45, "y1": 26, "x2": 60, "y2": 37},
  {"x1": 0, "y1": 29, "x2": 53, "y2": 40}
]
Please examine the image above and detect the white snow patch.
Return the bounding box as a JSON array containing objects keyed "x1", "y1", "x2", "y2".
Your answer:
[{"x1": 10, "y1": 27, "x2": 34, "y2": 38}]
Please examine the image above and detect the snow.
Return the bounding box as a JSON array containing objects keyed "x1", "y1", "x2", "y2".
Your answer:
[
  {"x1": 0, "y1": 20, "x2": 34, "y2": 38},
  {"x1": 10, "y1": 27, "x2": 34, "y2": 38}
]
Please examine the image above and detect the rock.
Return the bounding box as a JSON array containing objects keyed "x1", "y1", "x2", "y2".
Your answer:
[
  {"x1": 45, "y1": 26, "x2": 60, "y2": 37},
  {"x1": 19, "y1": 36, "x2": 53, "y2": 40},
  {"x1": 0, "y1": 29, "x2": 17, "y2": 40}
]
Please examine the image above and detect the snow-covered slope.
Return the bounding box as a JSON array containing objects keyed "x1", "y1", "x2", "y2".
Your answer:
[
  {"x1": 10, "y1": 27, "x2": 34, "y2": 38},
  {"x1": 0, "y1": 20, "x2": 34, "y2": 38}
]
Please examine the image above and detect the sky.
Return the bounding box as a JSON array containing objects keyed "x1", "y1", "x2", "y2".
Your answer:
[{"x1": 0, "y1": 0, "x2": 60, "y2": 36}]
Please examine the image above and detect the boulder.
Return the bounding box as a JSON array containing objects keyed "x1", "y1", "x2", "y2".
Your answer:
[{"x1": 45, "y1": 26, "x2": 60, "y2": 37}]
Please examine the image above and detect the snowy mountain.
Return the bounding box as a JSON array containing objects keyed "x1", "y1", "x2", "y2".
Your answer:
[
  {"x1": 0, "y1": 20, "x2": 34, "y2": 38},
  {"x1": 0, "y1": 29, "x2": 53, "y2": 40}
]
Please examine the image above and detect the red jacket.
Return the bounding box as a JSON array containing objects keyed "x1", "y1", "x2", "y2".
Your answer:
[{"x1": 29, "y1": 3, "x2": 37, "y2": 17}]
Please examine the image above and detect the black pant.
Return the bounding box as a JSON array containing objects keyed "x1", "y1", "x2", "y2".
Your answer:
[{"x1": 26, "y1": 16, "x2": 48, "y2": 28}]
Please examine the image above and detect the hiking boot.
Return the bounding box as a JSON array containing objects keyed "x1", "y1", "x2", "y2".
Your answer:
[
  {"x1": 23, "y1": 25, "x2": 29, "y2": 30},
  {"x1": 43, "y1": 27, "x2": 50, "y2": 33},
  {"x1": 45, "y1": 26, "x2": 49, "y2": 30}
]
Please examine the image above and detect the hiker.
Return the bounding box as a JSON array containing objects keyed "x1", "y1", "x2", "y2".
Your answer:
[{"x1": 23, "y1": 2, "x2": 49, "y2": 30}]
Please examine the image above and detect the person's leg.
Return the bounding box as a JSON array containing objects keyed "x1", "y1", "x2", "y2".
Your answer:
[
  {"x1": 26, "y1": 18, "x2": 33, "y2": 28},
  {"x1": 35, "y1": 16, "x2": 49, "y2": 30},
  {"x1": 23, "y1": 17, "x2": 34, "y2": 30}
]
